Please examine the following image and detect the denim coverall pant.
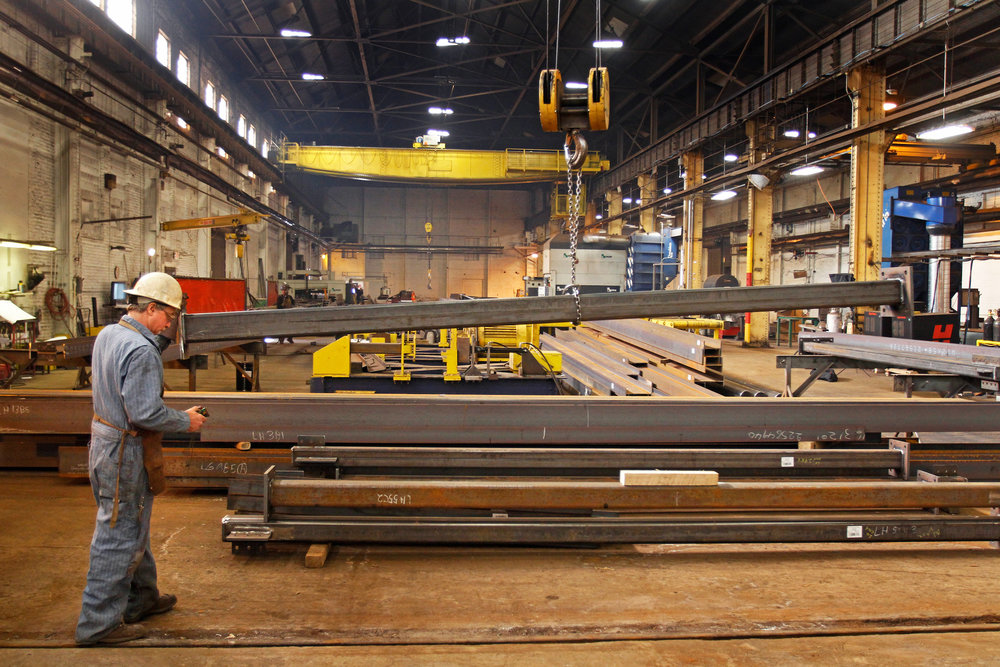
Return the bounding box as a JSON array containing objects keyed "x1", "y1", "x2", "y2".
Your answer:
[{"x1": 74, "y1": 423, "x2": 159, "y2": 643}]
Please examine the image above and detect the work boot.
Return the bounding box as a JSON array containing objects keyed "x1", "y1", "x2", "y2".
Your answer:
[
  {"x1": 125, "y1": 593, "x2": 177, "y2": 623},
  {"x1": 95, "y1": 622, "x2": 146, "y2": 645}
]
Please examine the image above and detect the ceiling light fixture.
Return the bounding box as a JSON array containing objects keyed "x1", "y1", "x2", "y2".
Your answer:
[
  {"x1": 301, "y1": 72, "x2": 324, "y2": 80},
  {"x1": 280, "y1": 28, "x2": 312, "y2": 38},
  {"x1": 917, "y1": 123, "x2": 974, "y2": 140},
  {"x1": 595, "y1": 214, "x2": 603, "y2": 220},
  {"x1": 593, "y1": 39, "x2": 624, "y2": 48},
  {"x1": 883, "y1": 88, "x2": 900, "y2": 112},
  {"x1": 622, "y1": 197, "x2": 633, "y2": 204},
  {"x1": 0, "y1": 239, "x2": 57, "y2": 251},
  {"x1": 662, "y1": 187, "x2": 672, "y2": 195},
  {"x1": 783, "y1": 129, "x2": 800, "y2": 139},
  {"x1": 428, "y1": 106, "x2": 454, "y2": 115},
  {"x1": 565, "y1": 81, "x2": 588, "y2": 89},
  {"x1": 427, "y1": 129, "x2": 450, "y2": 137},
  {"x1": 724, "y1": 153, "x2": 738, "y2": 162},
  {"x1": 790, "y1": 164, "x2": 824, "y2": 176},
  {"x1": 436, "y1": 36, "x2": 470, "y2": 47},
  {"x1": 711, "y1": 189, "x2": 738, "y2": 201}
]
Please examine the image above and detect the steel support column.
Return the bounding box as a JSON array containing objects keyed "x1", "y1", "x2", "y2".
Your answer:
[
  {"x1": 745, "y1": 119, "x2": 774, "y2": 346},
  {"x1": 848, "y1": 64, "x2": 886, "y2": 285},
  {"x1": 682, "y1": 151, "x2": 705, "y2": 289},
  {"x1": 605, "y1": 189, "x2": 623, "y2": 235},
  {"x1": 637, "y1": 172, "x2": 656, "y2": 233}
]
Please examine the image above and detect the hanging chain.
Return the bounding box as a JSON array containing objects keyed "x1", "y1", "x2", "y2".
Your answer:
[{"x1": 564, "y1": 141, "x2": 583, "y2": 324}]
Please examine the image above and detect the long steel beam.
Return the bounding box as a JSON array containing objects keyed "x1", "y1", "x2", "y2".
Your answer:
[
  {"x1": 3, "y1": 390, "x2": 999, "y2": 444},
  {"x1": 266, "y1": 478, "x2": 1000, "y2": 511},
  {"x1": 222, "y1": 514, "x2": 1000, "y2": 545},
  {"x1": 179, "y1": 280, "x2": 902, "y2": 349},
  {"x1": 800, "y1": 333, "x2": 1000, "y2": 380},
  {"x1": 288, "y1": 446, "x2": 904, "y2": 474}
]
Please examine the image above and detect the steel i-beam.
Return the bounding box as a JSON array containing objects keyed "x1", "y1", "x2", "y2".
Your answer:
[
  {"x1": 3, "y1": 391, "x2": 1000, "y2": 444},
  {"x1": 179, "y1": 280, "x2": 903, "y2": 350}
]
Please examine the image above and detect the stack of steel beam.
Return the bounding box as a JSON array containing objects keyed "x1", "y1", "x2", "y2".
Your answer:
[
  {"x1": 539, "y1": 319, "x2": 722, "y2": 397},
  {"x1": 222, "y1": 462, "x2": 1000, "y2": 549}
]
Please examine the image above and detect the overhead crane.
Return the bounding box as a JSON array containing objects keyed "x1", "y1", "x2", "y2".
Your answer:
[
  {"x1": 278, "y1": 143, "x2": 608, "y2": 185},
  {"x1": 161, "y1": 210, "x2": 263, "y2": 257}
]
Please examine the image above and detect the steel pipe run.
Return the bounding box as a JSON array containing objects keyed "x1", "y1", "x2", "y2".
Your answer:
[
  {"x1": 179, "y1": 280, "x2": 903, "y2": 350},
  {"x1": 3, "y1": 390, "x2": 1000, "y2": 444},
  {"x1": 266, "y1": 478, "x2": 1000, "y2": 511}
]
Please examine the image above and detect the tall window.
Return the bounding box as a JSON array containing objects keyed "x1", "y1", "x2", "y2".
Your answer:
[
  {"x1": 247, "y1": 124, "x2": 257, "y2": 147},
  {"x1": 105, "y1": 0, "x2": 134, "y2": 36},
  {"x1": 261, "y1": 140, "x2": 269, "y2": 159},
  {"x1": 237, "y1": 115, "x2": 247, "y2": 138},
  {"x1": 176, "y1": 51, "x2": 190, "y2": 87},
  {"x1": 218, "y1": 95, "x2": 230, "y2": 123},
  {"x1": 204, "y1": 81, "x2": 215, "y2": 109},
  {"x1": 155, "y1": 31, "x2": 170, "y2": 68}
]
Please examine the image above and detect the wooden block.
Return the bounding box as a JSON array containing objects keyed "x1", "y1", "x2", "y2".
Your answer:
[
  {"x1": 798, "y1": 441, "x2": 822, "y2": 450},
  {"x1": 619, "y1": 470, "x2": 719, "y2": 486},
  {"x1": 304, "y1": 543, "x2": 331, "y2": 568}
]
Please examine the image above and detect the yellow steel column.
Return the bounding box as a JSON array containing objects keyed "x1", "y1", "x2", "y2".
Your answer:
[
  {"x1": 606, "y1": 190, "x2": 623, "y2": 235},
  {"x1": 848, "y1": 65, "x2": 886, "y2": 284},
  {"x1": 637, "y1": 173, "x2": 656, "y2": 233},
  {"x1": 682, "y1": 151, "x2": 704, "y2": 289},
  {"x1": 744, "y1": 119, "x2": 773, "y2": 346}
]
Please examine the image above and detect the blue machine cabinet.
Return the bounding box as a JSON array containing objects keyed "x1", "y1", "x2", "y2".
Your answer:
[
  {"x1": 626, "y1": 230, "x2": 680, "y2": 291},
  {"x1": 882, "y1": 186, "x2": 962, "y2": 312}
]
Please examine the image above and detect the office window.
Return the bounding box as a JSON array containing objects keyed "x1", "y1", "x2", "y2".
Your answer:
[
  {"x1": 218, "y1": 95, "x2": 229, "y2": 123},
  {"x1": 247, "y1": 124, "x2": 256, "y2": 147},
  {"x1": 204, "y1": 81, "x2": 215, "y2": 109},
  {"x1": 176, "y1": 51, "x2": 190, "y2": 86},
  {"x1": 155, "y1": 31, "x2": 170, "y2": 67},
  {"x1": 237, "y1": 115, "x2": 247, "y2": 138},
  {"x1": 105, "y1": 0, "x2": 134, "y2": 36}
]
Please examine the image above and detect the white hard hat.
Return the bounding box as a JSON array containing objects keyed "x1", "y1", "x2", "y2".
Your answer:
[{"x1": 125, "y1": 272, "x2": 183, "y2": 309}]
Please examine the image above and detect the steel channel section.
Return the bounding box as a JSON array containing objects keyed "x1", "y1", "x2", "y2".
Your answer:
[
  {"x1": 289, "y1": 446, "x2": 903, "y2": 472},
  {"x1": 800, "y1": 332, "x2": 1000, "y2": 375},
  {"x1": 801, "y1": 341, "x2": 999, "y2": 380},
  {"x1": 267, "y1": 479, "x2": 1000, "y2": 511},
  {"x1": 222, "y1": 514, "x2": 1000, "y2": 545},
  {"x1": 5, "y1": 390, "x2": 1000, "y2": 444},
  {"x1": 180, "y1": 281, "x2": 902, "y2": 347}
]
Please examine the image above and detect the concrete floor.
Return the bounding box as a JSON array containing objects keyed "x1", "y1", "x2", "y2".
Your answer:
[{"x1": 3, "y1": 338, "x2": 999, "y2": 664}]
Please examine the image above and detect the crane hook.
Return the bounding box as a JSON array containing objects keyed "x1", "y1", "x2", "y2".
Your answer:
[{"x1": 564, "y1": 131, "x2": 588, "y2": 171}]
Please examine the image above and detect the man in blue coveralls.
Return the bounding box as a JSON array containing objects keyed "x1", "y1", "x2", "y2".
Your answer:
[{"x1": 76, "y1": 272, "x2": 207, "y2": 645}]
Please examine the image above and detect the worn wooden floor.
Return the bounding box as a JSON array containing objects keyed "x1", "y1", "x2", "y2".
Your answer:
[{"x1": 2, "y1": 338, "x2": 998, "y2": 664}]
